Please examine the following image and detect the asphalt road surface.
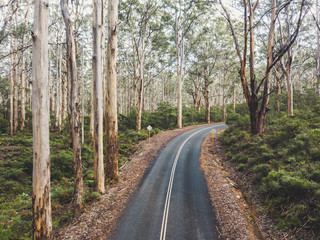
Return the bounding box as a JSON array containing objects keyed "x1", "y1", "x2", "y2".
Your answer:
[{"x1": 113, "y1": 123, "x2": 227, "y2": 240}]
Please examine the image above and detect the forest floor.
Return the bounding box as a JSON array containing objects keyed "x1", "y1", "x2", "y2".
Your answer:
[{"x1": 53, "y1": 124, "x2": 282, "y2": 240}]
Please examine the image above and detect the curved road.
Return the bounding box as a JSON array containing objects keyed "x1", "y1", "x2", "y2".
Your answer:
[{"x1": 113, "y1": 123, "x2": 227, "y2": 240}]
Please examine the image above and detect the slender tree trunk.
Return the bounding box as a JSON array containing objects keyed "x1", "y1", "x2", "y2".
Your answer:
[
  {"x1": 61, "y1": 59, "x2": 67, "y2": 126},
  {"x1": 204, "y1": 78, "x2": 210, "y2": 123},
  {"x1": 10, "y1": 34, "x2": 14, "y2": 136},
  {"x1": 32, "y1": 0, "x2": 52, "y2": 238},
  {"x1": 223, "y1": 86, "x2": 226, "y2": 120},
  {"x1": 286, "y1": 67, "x2": 294, "y2": 115},
  {"x1": 92, "y1": 0, "x2": 105, "y2": 194},
  {"x1": 105, "y1": 0, "x2": 119, "y2": 180},
  {"x1": 175, "y1": 14, "x2": 183, "y2": 129},
  {"x1": 275, "y1": 68, "x2": 281, "y2": 113},
  {"x1": 56, "y1": 44, "x2": 62, "y2": 131},
  {"x1": 20, "y1": 35, "x2": 26, "y2": 131},
  {"x1": 81, "y1": 47, "x2": 85, "y2": 144},
  {"x1": 232, "y1": 81, "x2": 236, "y2": 112},
  {"x1": 13, "y1": 25, "x2": 18, "y2": 133},
  {"x1": 136, "y1": 75, "x2": 143, "y2": 132},
  {"x1": 285, "y1": 5, "x2": 294, "y2": 116},
  {"x1": 61, "y1": 0, "x2": 83, "y2": 217},
  {"x1": 49, "y1": 59, "x2": 55, "y2": 116},
  {"x1": 90, "y1": 76, "x2": 94, "y2": 137}
]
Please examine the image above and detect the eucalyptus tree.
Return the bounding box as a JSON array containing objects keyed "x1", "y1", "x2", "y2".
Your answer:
[
  {"x1": 105, "y1": 0, "x2": 119, "y2": 180},
  {"x1": 163, "y1": 0, "x2": 208, "y2": 128},
  {"x1": 32, "y1": 0, "x2": 52, "y2": 238},
  {"x1": 92, "y1": 0, "x2": 105, "y2": 193},
  {"x1": 220, "y1": 0, "x2": 307, "y2": 134},
  {"x1": 275, "y1": 1, "x2": 310, "y2": 115},
  {"x1": 120, "y1": 0, "x2": 164, "y2": 132},
  {"x1": 61, "y1": 0, "x2": 83, "y2": 217}
]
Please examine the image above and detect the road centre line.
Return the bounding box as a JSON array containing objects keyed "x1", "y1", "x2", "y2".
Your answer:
[{"x1": 159, "y1": 125, "x2": 217, "y2": 240}]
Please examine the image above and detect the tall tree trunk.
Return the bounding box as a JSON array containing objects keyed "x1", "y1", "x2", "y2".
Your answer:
[
  {"x1": 20, "y1": 35, "x2": 26, "y2": 131},
  {"x1": 136, "y1": 76, "x2": 143, "y2": 132},
  {"x1": 49, "y1": 59, "x2": 55, "y2": 115},
  {"x1": 105, "y1": 0, "x2": 119, "y2": 180},
  {"x1": 232, "y1": 81, "x2": 236, "y2": 112},
  {"x1": 32, "y1": 0, "x2": 52, "y2": 238},
  {"x1": 285, "y1": 5, "x2": 294, "y2": 116},
  {"x1": 61, "y1": 58, "x2": 67, "y2": 126},
  {"x1": 286, "y1": 63, "x2": 294, "y2": 115},
  {"x1": 61, "y1": 0, "x2": 83, "y2": 217},
  {"x1": 92, "y1": 0, "x2": 105, "y2": 194},
  {"x1": 13, "y1": 22, "x2": 18, "y2": 133},
  {"x1": 204, "y1": 78, "x2": 210, "y2": 123},
  {"x1": 223, "y1": 86, "x2": 226, "y2": 120},
  {"x1": 175, "y1": 15, "x2": 183, "y2": 129},
  {"x1": 90, "y1": 76, "x2": 94, "y2": 137},
  {"x1": 275, "y1": 67, "x2": 281, "y2": 113},
  {"x1": 10, "y1": 34, "x2": 14, "y2": 136},
  {"x1": 56, "y1": 44, "x2": 62, "y2": 131}
]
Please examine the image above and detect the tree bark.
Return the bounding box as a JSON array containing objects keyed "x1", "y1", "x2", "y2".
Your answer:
[
  {"x1": 93, "y1": 0, "x2": 105, "y2": 193},
  {"x1": 61, "y1": 0, "x2": 83, "y2": 217},
  {"x1": 9, "y1": 34, "x2": 14, "y2": 136},
  {"x1": 105, "y1": 0, "x2": 119, "y2": 181},
  {"x1": 32, "y1": 0, "x2": 52, "y2": 238},
  {"x1": 136, "y1": 75, "x2": 143, "y2": 132},
  {"x1": 176, "y1": 35, "x2": 183, "y2": 128},
  {"x1": 20, "y1": 35, "x2": 26, "y2": 131},
  {"x1": 13, "y1": 18, "x2": 18, "y2": 133},
  {"x1": 56, "y1": 44, "x2": 62, "y2": 131}
]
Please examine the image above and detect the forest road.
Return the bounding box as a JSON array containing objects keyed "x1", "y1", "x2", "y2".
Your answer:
[{"x1": 112, "y1": 123, "x2": 227, "y2": 240}]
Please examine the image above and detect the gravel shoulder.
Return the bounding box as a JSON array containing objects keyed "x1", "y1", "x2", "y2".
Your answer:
[{"x1": 199, "y1": 128, "x2": 260, "y2": 240}]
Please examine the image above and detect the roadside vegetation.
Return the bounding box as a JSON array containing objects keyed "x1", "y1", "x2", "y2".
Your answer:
[
  {"x1": 221, "y1": 89, "x2": 320, "y2": 235},
  {"x1": 0, "y1": 103, "x2": 221, "y2": 239}
]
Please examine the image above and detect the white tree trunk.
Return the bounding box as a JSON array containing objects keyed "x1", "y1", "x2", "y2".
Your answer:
[
  {"x1": 20, "y1": 35, "x2": 26, "y2": 131},
  {"x1": 92, "y1": 0, "x2": 105, "y2": 194},
  {"x1": 32, "y1": 0, "x2": 52, "y2": 238},
  {"x1": 56, "y1": 44, "x2": 62, "y2": 131},
  {"x1": 13, "y1": 22, "x2": 18, "y2": 133},
  {"x1": 105, "y1": 0, "x2": 119, "y2": 180},
  {"x1": 10, "y1": 34, "x2": 14, "y2": 136}
]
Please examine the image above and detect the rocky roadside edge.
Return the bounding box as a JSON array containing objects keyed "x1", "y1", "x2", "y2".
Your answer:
[{"x1": 53, "y1": 124, "x2": 214, "y2": 240}]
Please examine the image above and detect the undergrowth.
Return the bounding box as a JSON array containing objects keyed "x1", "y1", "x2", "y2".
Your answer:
[{"x1": 221, "y1": 89, "x2": 320, "y2": 235}]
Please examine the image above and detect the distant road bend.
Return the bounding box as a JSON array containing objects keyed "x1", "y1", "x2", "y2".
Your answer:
[{"x1": 113, "y1": 123, "x2": 227, "y2": 240}]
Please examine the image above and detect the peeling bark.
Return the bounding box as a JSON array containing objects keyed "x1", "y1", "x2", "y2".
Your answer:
[{"x1": 32, "y1": 0, "x2": 52, "y2": 238}]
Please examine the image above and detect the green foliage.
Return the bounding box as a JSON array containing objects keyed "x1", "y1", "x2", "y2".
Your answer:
[{"x1": 221, "y1": 93, "x2": 320, "y2": 233}]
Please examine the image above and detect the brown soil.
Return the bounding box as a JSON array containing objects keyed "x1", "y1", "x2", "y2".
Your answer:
[{"x1": 53, "y1": 124, "x2": 214, "y2": 240}]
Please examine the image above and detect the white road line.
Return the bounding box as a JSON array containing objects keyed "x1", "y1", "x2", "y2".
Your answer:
[{"x1": 159, "y1": 125, "x2": 218, "y2": 240}]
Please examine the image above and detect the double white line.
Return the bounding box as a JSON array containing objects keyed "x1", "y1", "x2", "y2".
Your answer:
[{"x1": 159, "y1": 126, "x2": 216, "y2": 240}]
